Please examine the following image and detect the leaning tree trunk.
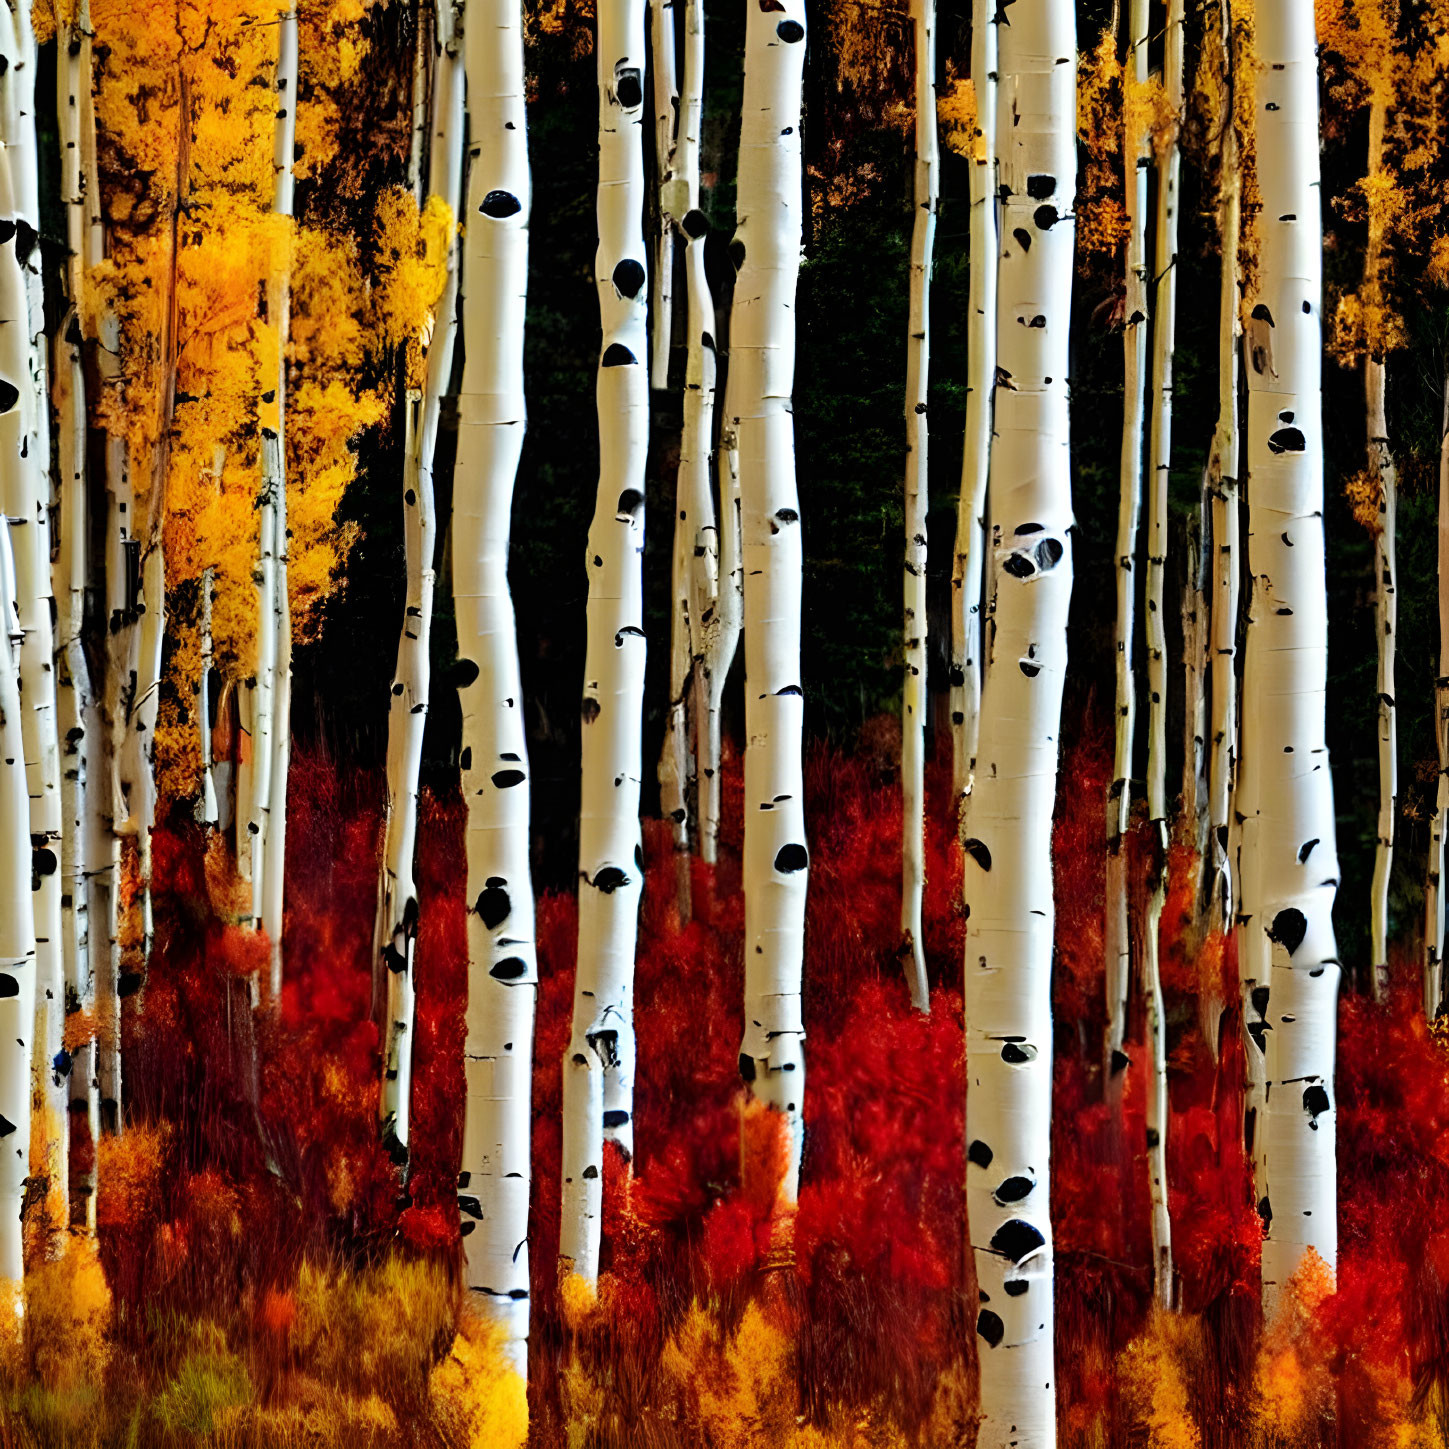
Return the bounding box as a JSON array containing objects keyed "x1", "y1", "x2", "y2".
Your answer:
[
  {"x1": 455, "y1": 0, "x2": 537, "y2": 1372},
  {"x1": 898, "y1": 0, "x2": 936, "y2": 1014},
  {"x1": 1240, "y1": 0, "x2": 1340, "y2": 1318},
  {"x1": 0, "y1": 519, "x2": 34, "y2": 1290},
  {"x1": 965, "y1": 0, "x2": 1075, "y2": 1441},
  {"x1": 1105, "y1": 0, "x2": 1149, "y2": 1106},
  {"x1": 949, "y1": 1, "x2": 996, "y2": 811},
  {"x1": 1207, "y1": 0, "x2": 1243, "y2": 940},
  {"x1": 559, "y1": 0, "x2": 650, "y2": 1288},
  {"x1": 731, "y1": 0, "x2": 809, "y2": 1210},
  {"x1": 1429, "y1": 378, "x2": 1449, "y2": 1020},
  {"x1": 1364, "y1": 90, "x2": 1395, "y2": 1004},
  {"x1": 1142, "y1": 0, "x2": 1185, "y2": 1310},
  {"x1": 378, "y1": 4, "x2": 463, "y2": 1163}
]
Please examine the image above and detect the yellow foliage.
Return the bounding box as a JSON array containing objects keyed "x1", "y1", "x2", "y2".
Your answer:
[
  {"x1": 1120, "y1": 1310, "x2": 1203, "y2": 1449},
  {"x1": 96, "y1": 1123, "x2": 170, "y2": 1237},
  {"x1": 1253, "y1": 1252, "x2": 1337, "y2": 1446},
  {"x1": 1343, "y1": 466, "x2": 1385, "y2": 536},
  {"x1": 1076, "y1": 33, "x2": 1128, "y2": 274},
  {"x1": 431, "y1": 1310, "x2": 529, "y2": 1449},
  {"x1": 559, "y1": 1270, "x2": 598, "y2": 1330},
  {"x1": 21, "y1": 1243, "x2": 112, "y2": 1395},
  {"x1": 936, "y1": 67, "x2": 977, "y2": 162}
]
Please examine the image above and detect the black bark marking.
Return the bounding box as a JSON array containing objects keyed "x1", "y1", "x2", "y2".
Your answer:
[
  {"x1": 615, "y1": 68, "x2": 643, "y2": 109},
  {"x1": 775, "y1": 507, "x2": 799, "y2": 524},
  {"x1": 738, "y1": 1053, "x2": 756, "y2": 1082},
  {"x1": 1251, "y1": 303, "x2": 1274, "y2": 325},
  {"x1": 964, "y1": 838, "x2": 992, "y2": 872},
  {"x1": 1111, "y1": 1048, "x2": 1130, "y2": 1075},
  {"x1": 977, "y1": 1309, "x2": 1004, "y2": 1347},
  {"x1": 729, "y1": 239, "x2": 746, "y2": 271},
  {"x1": 1002, "y1": 552, "x2": 1035, "y2": 579},
  {"x1": 593, "y1": 866, "x2": 629, "y2": 893},
  {"x1": 1298, "y1": 838, "x2": 1319, "y2": 864},
  {"x1": 118, "y1": 973, "x2": 143, "y2": 998},
  {"x1": 0, "y1": 379, "x2": 20, "y2": 415},
  {"x1": 991, "y1": 1218, "x2": 1046, "y2": 1262},
  {"x1": 1033, "y1": 204, "x2": 1058, "y2": 230},
  {"x1": 479, "y1": 189, "x2": 521, "y2": 219},
  {"x1": 1268, "y1": 427, "x2": 1306, "y2": 455},
  {"x1": 582, "y1": 1165, "x2": 599, "y2": 1180},
  {"x1": 33, "y1": 848, "x2": 56, "y2": 877},
  {"x1": 617, "y1": 488, "x2": 644, "y2": 514},
  {"x1": 682, "y1": 209, "x2": 710, "y2": 240},
  {"x1": 774, "y1": 843, "x2": 809, "y2": 873},
  {"x1": 612, "y1": 258, "x2": 646, "y2": 298},
  {"x1": 1004, "y1": 1279, "x2": 1029, "y2": 1297},
  {"x1": 776, "y1": 19, "x2": 805, "y2": 40},
  {"x1": 454, "y1": 658, "x2": 480, "y2": 688},
  {"x1": 491, "y1": 769, "x2": 526, "y2": 788},
  {"x1": 1268, "y1": 907, "x2": 1308, "y2": 956},
  {"x1": 968, "y1": 1139, "x2": 994, "y2": 1168},
  {"x1": 1019, "y1": 659, "x2": 1040, "y2": 678},
  {"x1": 1013, "y1": 227, "x2": 1031, "y2": 252},
  {"x1": 1250, "y1": 985, "x2": 1270, "y2": 1016},
  {"x1": 603, "y1": 1109, "x2": 630, "y2": 1128},
  {"x1": 0, "y1": 1114, "x2": 16, "y2": 1138},
  {"x1": 1035, "y1": 538, "x2": 1063, "y2": 570},
  {"x1": 0, "y1": 976, "x2": 18, "y2": 999},
  {"x1": 1026, "y1": 174, "x2": 1055, "y2": 199},
  {"x1": 602, "y1": 343, "x2": 637, "y2": 367},
  {"x1": 458, "y1": 1195, "x2": 483, "y2": 1219},
  {"x1": 490, "y1": 958, "x2": 527, "y2": 981},
  {"x1": 581, "y1": 697, "x2": 601, "y2": 725},
  {"x1": 1302, "y1": 1083, "x2": 1330, "y2": 1128},
  {"x1": 1001, "y1": 1041, "x2": 1037, "y2": 1064},
  {"x1": 994, "y1": 1175, "x2": 1034, "y2": 1203},
  {"x1": 476, "y1": 884, "x2": 511, "y2": 928},
  {"x1": 1258, "y1": 1195, "x2": 1272, "y2": 1224}
]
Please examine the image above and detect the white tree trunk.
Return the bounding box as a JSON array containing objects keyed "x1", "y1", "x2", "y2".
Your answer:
[
  {"x1": 701, "y1": 425, "x2": 739, "y2": 870},
  {"x1": 949, "y1": 7, "x2": 996, "y2": 809},
  {"x1": 730, "y1": 0, "x2": 808, "y2": 1205},
  {"x1": 899, "y1": 0, "x2": 936, "y2": 1014},
  {"x1": 1142, "y1": 0, "x2": 1184, "y2": 1310},
  {"x1": 0, "y1": 520, "x2": 34, "y2": 1287},
  {"x1": 455, "y1": 0, "x2": 537, "y2": 1371},
  {"x1": 1105, "y1": 0, "x2": 1150, "y2": 1103},
  {"x1": 1207, "y1": 0, "x2": 1242, "y2": 937},
  {"x1": 1239, "y1": 0, "x2": 1339, "y2": 1317},
  {"x1": 648, "y1": 0, "x2": 676, "y2": 388},
  {"x1": 559, "y1": 0, "x2": 650, "y2": 1285},
  {"x1": 1364, "y1": 95, "x2": 1395, "y2": 1002},
  {"x1": 378, "y1": 3, "x2": 463, "y2": 1161},
  {"x1": 1428, "y1": 378, "x2": 1449, "y2": 1019},
  {"x1": 965, "y1": 1, "x2": 1074, "y2": 1440}
]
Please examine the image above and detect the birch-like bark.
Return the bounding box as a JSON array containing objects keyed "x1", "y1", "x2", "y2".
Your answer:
[
  {"x1": 899, "y1": 0, "x2": 936, "y2": 1014},
  {"x1": 1141, "y1": 0, "x2": 1184, "y2": 1309},
  {"x1": 965, "y1": 1, "x2": 1074, "y2": 1439},
  {"x1": 0, "y1": 520, "x2": 33, "y2": 1287},
  {"x1": 1365, "y1": 93, "x2": 1395, "y2": 1003},
  {"x1": 1105, "y1": 0, "x2": 1149, "y2": 1102},
  {"x1": 559, "y1": 0, "x2": 650, "y2": 1287},
  {"x1": 949, "y1": 4, "x2": 996, "y2": 809},
  {"x1": 1207, "y1": 0, "x2": 1242, "y2": 935},
  {"x1": 378, "y1": 3, "x2": 462, "y2": 1161},
  {"x1": 700, "y1": 426, "x2": 739, "y2": 868},
  {"x1": 731, "y1": 0, "x2": 808, "y2": 1206},
  {"x1": 1240, "y1": 0, "x2": 1339, "y2": 1316},
  {"x1": 648, "y1": 0, "x2": 677, "y2": 388},
  {"x1": 1428, "y1": 379, "x2": 1449, "y2": 1019},
  {"x1": 455, "y1": 0, "x2": 537, "y2": 1370},
  {"x1": 197, "y1": 561, "x2": 218, "y2": 825}
]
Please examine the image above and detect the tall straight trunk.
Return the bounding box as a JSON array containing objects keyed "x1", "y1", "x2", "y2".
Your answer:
[
  {"x1": 898, "y1": 0, "x2": 937, "y2": 1014},
  {"x1": 1428, "y1": 378, "x2": 1449, "y2": 1019},
  {"x1": 455, "y1": 0, "x2": 537, "y2": 1370},
  {"x1": 731, "y1": 0, "x2": 808, "y2": 1206},
  {"x1": 965, "y1": 1, "x2": 1075, "y2": 1441},
  {"x1": 1105, "y1": 0, "x2": 1149, "y2": 1102},
  {"x1": 700, "y1": 420, "x2": 740, "y2": 869},
  {"x1": 1364, "y1": 93, "x2": 1395, "y2": 1002},
  {"x1": 949, "y1": 4, "x2": 996, "y2": 809},
  {"x1": 1142, "y1": 0, "x2": 1184, "y2": 1310},
  {"x1": 1240, "y1": 0, "x2": 1339, "y2": 1317},
  {"x1": 648, "y1": 0, "x2": 677, "y2": 388},
  {"x1": 378, "y1": 4, "x2": 463, "y2": 1162},
  {"x1": 1207, "y1": 0, "x2": 1242, "y2": 938},
  {"x1": 0, "y1": 520, "x2": 34, "y2": 1287}
]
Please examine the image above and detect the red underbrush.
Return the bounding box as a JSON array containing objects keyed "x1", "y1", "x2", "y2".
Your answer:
[{"x1": 0, "y1": 714, "x2": 1445, "y2": 1446}]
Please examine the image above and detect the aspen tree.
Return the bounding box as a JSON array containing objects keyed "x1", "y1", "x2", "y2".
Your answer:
[
  {"x1": 898, "y1": 0, "x2": 936, "y2": 1014},
  {"x1": 1142, "y1": 0, "x2": 1185, "y2": 1310},
  {"x1": 649, "y1": 0, "x2": 677, "y2": 388},
  {"x1": 949, "y1": 3, "x2": 996, "y2": 809},
  {"x1": 559, "y1": 0, "x2": 651, "y2": 1285},
  {"x1": 379, "y1": 5, "x2": 464, "y2": 1160},
  {"x1": 1429, "y1": 379, "x2": 1449, "y2": 1018},
  {"x1": 1105, "y1": 0, "x2": 1148, "y2": 1102},
  {"x1": 965, "y1": 0, "x2": 1075, "y2": 1438},
  {"x1": 1206, "y1": 0, "x2": 1244, "y2": 936},
  {"x1": 455, "y1": 0, "x2": 538, "y2": 1369},
  {"x1": 730, "y1": 0, "x2": 809, "y2": 1204},
  {"x1": 1239, "y1": 0, "x2": 1340, "y2": 1315},
  {"x1": 0, "y1": 517, "x2": 33, "y2": 1287},
  {"x1": 0, "y1": 2, "x2": 64, "y2": 1230}
]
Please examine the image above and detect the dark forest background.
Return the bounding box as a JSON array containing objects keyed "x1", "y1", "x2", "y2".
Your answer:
[{"x1": 279, "y1": 0, "x2": 1449, "y2": 973}]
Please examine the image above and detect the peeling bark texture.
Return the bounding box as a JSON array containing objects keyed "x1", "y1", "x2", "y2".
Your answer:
[
  {"x1": 1428, "y1": 379, "x2": 1449, "y2": 1019},
  {"x1": 0, "y1": 521, "x2": 34, "y2": 1286},
  {"x1": 730, "y1": 0, "x2": 809, "y2": 1208},
  {"x1": 378, "y1": 2, "x2": 463, "y2": 1164},
  {"x1": 898, "y1": 0, "x2": 936, "y2": 1015},
  {"x1": 560, "y1": 0, "x2": 650, "y2": 1287},
  {"x1": 1239, "y1": 0, "x2": 1339, "y2": 1318},
  {"x1": 649, "y1": 0, "x2": 677, "y2": 388},
  {"x1": 965, "y1": 2, "x2": 1074, "y2": 1439},
  {"x1": 1105, "y1": 0, "x2": 1149, "y2": 1104},
  {"x1": 1208, "y1": 0, "x2": 1242, "y2": 941},
  {"x1": 949, "y1": 0, "x2": 996, "y2": 810},
  {"x1": 1365, "y1": 94, "x2": 1395, "y2": 1003},
  {"x1": 455, "y1": 0, "x2": 537, "y2": 1372}
]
